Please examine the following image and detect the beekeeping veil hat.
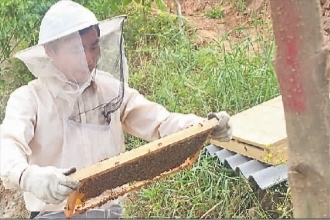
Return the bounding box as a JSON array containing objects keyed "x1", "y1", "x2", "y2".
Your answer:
[{"x1": 13, "y1": 0, "x2": 128, "y2": 120}]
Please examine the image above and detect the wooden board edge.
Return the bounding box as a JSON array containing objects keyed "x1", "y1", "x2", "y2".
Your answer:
[
  {"x1": 64, "y1": 191, "x2": 83, "y2": 219},
  {"x1": 233, "y1": 135, "x2": 287, "y2": 150},
  {"x1": 210, "y1": 139, "x2": 287, "y2": 165}
]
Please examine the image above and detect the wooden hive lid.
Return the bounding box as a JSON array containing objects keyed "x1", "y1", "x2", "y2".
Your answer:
[{"x1": 229, "y1": 95, "x2": 287, "y2": 149}]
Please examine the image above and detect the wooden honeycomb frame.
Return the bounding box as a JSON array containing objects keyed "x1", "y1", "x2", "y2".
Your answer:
[{"x1": 64, "y1": 118, "x2": 219, "y2": 218}]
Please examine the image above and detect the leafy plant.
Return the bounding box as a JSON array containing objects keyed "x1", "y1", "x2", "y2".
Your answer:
[{"x1": 205, "y1": 7, "x2": 224, "y2": 19}]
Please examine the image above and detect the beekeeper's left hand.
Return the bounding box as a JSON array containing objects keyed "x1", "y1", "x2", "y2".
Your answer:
[{"x1": 207, "y1": 111, "x2": 233, "y2": 142}]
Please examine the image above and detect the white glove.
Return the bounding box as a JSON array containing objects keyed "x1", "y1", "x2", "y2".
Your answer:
[
  {"x1": 207, "y1": 111, "x2": 233, "y2": 142},
  {"x1": 20, "y1": 165, "x2": 80, "y2": 204}
]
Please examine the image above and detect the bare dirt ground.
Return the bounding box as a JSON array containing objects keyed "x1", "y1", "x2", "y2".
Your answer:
[
  {"x1": 1, "y1": 0, "x2": 330, "y2": 218},
  {"x1": 164, "y1": 0, "x2": 330, "y2": 46},
  {"x1": 163, "y1": 0, "x2": 272, "y2": 48},
  {"x1": 0, "y1": 183, "x2": 29, "y2": 218}
]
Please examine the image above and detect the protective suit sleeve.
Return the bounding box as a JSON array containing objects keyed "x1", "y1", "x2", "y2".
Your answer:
[
  {"x1": 0, "y1": 85, "x2": 37, "y2": 189},
  {"x1": 120, "y1": 86, "x2": 206, "y2": 142}
]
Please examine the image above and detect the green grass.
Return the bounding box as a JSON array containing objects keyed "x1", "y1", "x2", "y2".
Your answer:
[
  {"x1": 205, "y1": 6, "x2": 224, "y2": 19},
  {"x1": 128, "y1": 36, "x2": 278, "y2": 116}
]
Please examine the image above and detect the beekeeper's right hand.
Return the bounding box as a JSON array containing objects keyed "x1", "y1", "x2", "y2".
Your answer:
[{"x1": 19, "y1": 165, "x2": 80, "y2": 204}]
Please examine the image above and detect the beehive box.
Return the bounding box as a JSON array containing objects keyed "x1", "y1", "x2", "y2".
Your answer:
[
  {"x1": 211, "y1": 96, "x2": 288, "y2": 165},
  {"x1": 64, "y1": 118, "x2": 219, "y2": 218}
]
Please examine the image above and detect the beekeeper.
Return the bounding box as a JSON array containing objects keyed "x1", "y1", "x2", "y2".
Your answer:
[{"x1": 0, "y1": 0, "x2": 233, "y2": 219}]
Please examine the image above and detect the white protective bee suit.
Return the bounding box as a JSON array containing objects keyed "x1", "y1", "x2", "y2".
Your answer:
[{"x1": 0, "y1": 0, "x2": 233, "y2": 219}]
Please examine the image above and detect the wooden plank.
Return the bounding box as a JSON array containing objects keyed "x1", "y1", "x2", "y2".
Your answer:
[
  {"x1": 211, "y1": 139, "x2": 287, "y2": 165},
  {"x1": 210, "y1": 95, "x2": 289, "y2": 164},
  {"x1": 229, "y1": 95, "x2": 287, "y2": 149},
  {"x1": 64, "y1": 118, "x2": 219, "y2": 218}
]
